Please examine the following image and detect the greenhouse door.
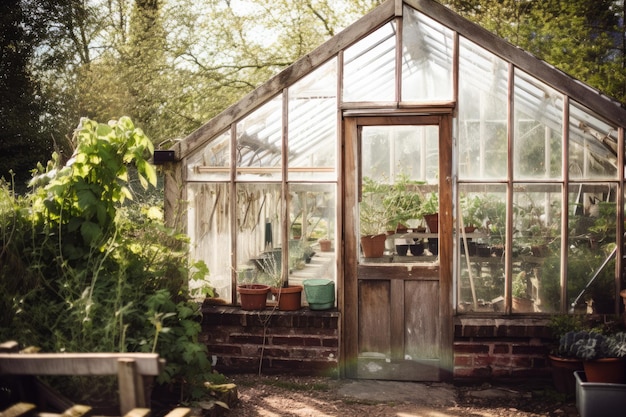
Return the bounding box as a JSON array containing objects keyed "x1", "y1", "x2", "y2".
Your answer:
[{"x1": 343, "y1": 114, "x2": 454, "y2": 382}]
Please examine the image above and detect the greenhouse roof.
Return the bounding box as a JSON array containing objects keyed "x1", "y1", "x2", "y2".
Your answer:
[{"x1": 173, "y1": 0, "x2": 626, "y2": 165}]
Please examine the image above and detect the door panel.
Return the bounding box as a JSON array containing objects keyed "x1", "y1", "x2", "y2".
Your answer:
[{"x1": 343, "y1": 114, "x2": 454, "y2": 382}]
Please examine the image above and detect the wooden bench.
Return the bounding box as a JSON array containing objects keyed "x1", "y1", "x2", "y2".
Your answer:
[{"x1": 0, "y1": 342, "x2": 189, "y2": 417}]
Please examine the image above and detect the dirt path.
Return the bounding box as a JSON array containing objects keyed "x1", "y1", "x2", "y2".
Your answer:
[{"x1": 221, "y1": 374, "x2": 580, "y2": 417}]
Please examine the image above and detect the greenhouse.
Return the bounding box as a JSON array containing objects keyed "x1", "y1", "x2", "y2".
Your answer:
[{"x1": 164, "y1": 0, "x2": 626, "y2": 380}]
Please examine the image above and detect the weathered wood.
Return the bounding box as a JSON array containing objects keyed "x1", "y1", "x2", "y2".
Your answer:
[
  {"x1": 0, "y1": 353, "x2": 162, "y2": 376},
  {"x1": 117, "y1": 359, "x2": 145, "y2": 415},
  {"x1": 0, "y1": 402, "x2": 36, "y2": 417},
  {"x1": 59, "y1": 404, "x2": 92, "y2": 417},
  {"x1": 123, "y1": 408, "x2": 151, "y2": 417},
  {"x1": 0, "y1": 341, "x2": 19, "y2": 353},
  {"x1": 162, "y1": 408, "x2": 191, "y2": 417}
]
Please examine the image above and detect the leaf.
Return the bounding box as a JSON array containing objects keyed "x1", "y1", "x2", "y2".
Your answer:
[{"x1": 80, "y1": 221, "x2": 102, "y2": 245}]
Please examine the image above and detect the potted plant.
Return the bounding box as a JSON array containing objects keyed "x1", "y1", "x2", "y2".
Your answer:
[
  {"x1": 547, "y1": 315, "x2": 587, "y2": 395},
  {"x1": 382, "y1": 173, "x2": 424, "y2": 232},
  {"x1": 236, "y1": 266, "x2": 270, "y2": 311},
  {"x1": 360, "y1": 177, "x2": 392, "y2": 257},
  {"x1": 566, "y1": 330, "x2": 626, "y2": 383},
  {"x1": 420, "y1": 191, "x2": 439, "y2": 233},
  {"x1": 460, "y1": 194, "x2": 485, "y2": 233},
  {"x1": 259, "y1": 249, "x2": 303, "y2": 311},
  {"x1": 512, "y1": 271, "x2": 534, "y2": 312}
]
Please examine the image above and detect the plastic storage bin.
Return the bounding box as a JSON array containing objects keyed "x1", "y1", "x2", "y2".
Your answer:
[{"x1": 574, "y1": 371, "x2": 626, "y2": 417}]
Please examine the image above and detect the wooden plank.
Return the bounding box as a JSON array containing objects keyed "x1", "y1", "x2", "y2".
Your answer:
[
  {"x1": 163, "y1": 409, "x2": 191, "y2": 417},
  {"x1": 0, "y1": 341, "x2": 19, "y2": 352},
  {"x1": 123, "y1": 408, "x2": 151, "y2": 417},
  {"x1": 0, "y1": 403, "x2": 36, "y2": 417},
  {"x1": 117, "y1": 359, "x2": 144, "y2": 416},
  {"x1": 59, "y1": 405, "x2": 92, "y2": 417},
  {"x1": 358, "y1": 280, "x2": 391, "y2": 356},
  {"x1": 0, "y1": 353, "x2": 162, "y2": 376}
]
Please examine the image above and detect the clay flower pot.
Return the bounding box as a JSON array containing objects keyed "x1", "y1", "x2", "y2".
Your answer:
[
  {"x1": 271, "y1": 285, "x2": 303, "y2": 311},
  {"x1": 237, "y1": 284, "x2": 270, "y2": 310}
]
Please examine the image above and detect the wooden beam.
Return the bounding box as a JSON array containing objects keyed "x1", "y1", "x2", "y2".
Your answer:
[
  {"x1": 0, "y1": 403, "x2": 36, "y2": 417},
  {"x1": 0, "y1": 353, "x2": 162, "y2": 376}
]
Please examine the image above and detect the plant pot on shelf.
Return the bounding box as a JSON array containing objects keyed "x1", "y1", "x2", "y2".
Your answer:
[
  {"x1": 410, "y1": 240, "x2": 424, "y2": 256},
  {"x1": 423, "y1": 213, "x2": 438, "y2": 233},
  {"x1": 360, "y1": 234, "x2": 387, "y2": 258},
  {"x1": 237, "y1": 284, "x2": 270, "y2": 310},
  {"x1": 319, "y1": 239, "x2": 332, "y2": 252},
  {"x1": 512, "y1": 296, "x2": 534, "y2": 313},
  {"x1": 271, "y1": 285, "x2": 303, "y2": 311}
]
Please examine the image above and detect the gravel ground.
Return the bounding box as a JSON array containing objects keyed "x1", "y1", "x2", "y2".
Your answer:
[{"x1": 220, "y1": 374, "x2": 581, "y2": 417}]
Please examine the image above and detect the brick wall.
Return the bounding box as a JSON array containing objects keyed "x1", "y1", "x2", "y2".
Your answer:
[
  {"x1": 201, "y1": 306, "x2": 554, "y2": 381},
  {"x1": 453, "y1": 317, "x2": 552, "y2": 380},
  {"x1": 201, "y1": 305, "x2": 340, "y2": 376}
]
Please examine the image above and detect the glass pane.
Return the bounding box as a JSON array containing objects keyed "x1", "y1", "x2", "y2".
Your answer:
[
  {"x1": 288, "y1": 59, "x2": 337, "y2": 181},
  {"x1": 457, "y1": 185, "x2": 506, "y2": 313},
  {"x1": 186, "y1": 130, "x2": 230, "y2": 181},
  {"x1": 402, "y1": 6, "x2": 453, "y2": 101},
  {"x1": 514, "y1": 70, "x2": 563, "y2": 180},
  {"x1": 343, "y1": 23, "x2": 396, "y2": 102},
  {"x1": 362, "y1": 125, "x2": 438, "y2": 185},
  {"x1": 236, "y1": 96, "x2": 282, "y2": 181},
  {"x1": 513, "y1": 184, "x2": 561, "y2": 313},
  {"x1": 458, "y1": 37, "x2": 509, "y2": 180},
  {"x1": 287, "y1": 184, "x2": 337, "y2": 301},
  {"x1": 235, "y1": 183, "x2": 284, "y2": 289},
  {"x1": 187, "y1": 183, "x2": 231, "y2": 302},
  {"x1": 569, "y1": 101, "x2": 618, "y2": 179},
  {"x1": 567, "y1": 183, "x2": 618, "y2": 314}
]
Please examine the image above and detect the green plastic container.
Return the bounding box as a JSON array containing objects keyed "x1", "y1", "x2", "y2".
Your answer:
[{"x1": 303, "y1": 279, "x2": 335, "y2": 310}]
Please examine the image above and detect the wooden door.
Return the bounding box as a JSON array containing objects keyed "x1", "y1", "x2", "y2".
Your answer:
[{"x1": 343, "y1": 115, "x2": 454, "y2": 382}]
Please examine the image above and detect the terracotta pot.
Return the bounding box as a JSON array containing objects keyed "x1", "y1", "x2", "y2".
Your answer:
[
  {"x1": 319, "y1": 239, "x2": 332, "y2": 252},
  {"x1": 424, "y1": 213, "x2": 438, "y2": 233},
  {"x1": 237, "y1": 284, "x2": 270, "y2": 310},
  {"x1": 360, "y1": 234, "x2": 387, "y2": 258},
  {"x1": 549, "y1": 355, "x2": 584, "y2": 396},
  {"x1": 512, "y1": 296, "x2": 534, "y2": 313},
  {"x1": 271, "y1": 285, "x2": 303, "y2": 311},
  {"x1": 583, "y1": 357, "x2": 626, "y2": 383}
]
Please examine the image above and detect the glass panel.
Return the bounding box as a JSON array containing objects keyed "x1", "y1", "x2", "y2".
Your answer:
[
  {"x1": 513, "y1": 184, "x2": 561, "y2": 313},
  {"x1": 513, "y1": 70, "x2": 563, "y2": 180},
  {"x1": 361, "y1": 125, "x2": 438, "y2": 185},
  {"x1": 235, "y1": 183, "x2": 284, "y2": 289},
  {"x1": 567, "y1": 183, "x2": 617, "y2": 314},
  {"x1": 402, "y1": 6, "x2": 453, "y2": 101},
  {"x1": 287, "y1": 184, "x2": 337, "y2": 301},
  {"x1": 236, "y1": 96, "x2": 283, "y2": 181},
  {"x1": 360, "y1": 125, "x2": 438, "y2": 261},
  {"x1": 288, "y1": 59, "x2": 337, "y2": 181},
  {"x1": 187, "y1": 183, "x2": 231, "y2": 302},
  {"x1": 186, "y1": 130, "x2": 230, "y2": 181},
  {"x1": 457, "y1": 185, "x2": 506, "y2": 313},
  {"x1": 569, "y1": 101, "x2": 618, "y2": 179},
  {"x1": 458, "y1": 37, "x2": 509, "y2": 180},
  {"x1": 343, "y1": 23, "x2": 396, "y2": 102}
]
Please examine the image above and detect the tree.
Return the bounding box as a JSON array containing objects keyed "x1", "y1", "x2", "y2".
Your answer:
[
  {"x1": 0, "y1": 0, "x2": 54, "y2": 192},
  {"x1": 441, "y1": 0, "x2": 626, "y2": 105}
]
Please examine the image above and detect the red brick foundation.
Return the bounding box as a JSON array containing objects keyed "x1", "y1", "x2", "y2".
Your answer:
[
  {"x1": 453, "y1": 317, "x2": 552, "y2": 380},
  {"x1": 201, "y1": 306, "x2": 554, "y2": 381},
  {"x1": 201, "y1": 305, "x2": 340, "y2": 376}
]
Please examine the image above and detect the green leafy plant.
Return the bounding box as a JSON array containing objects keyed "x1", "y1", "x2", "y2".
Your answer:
[
  {"x1": 382, "y1": 173, "x2": 424, "y2": 230},
  {"x1": 360, "y1": 176, "x2": 392, "y2": 236},
  {"x1": 0, "y1": 117, "x2": 223, "y2": 404}
]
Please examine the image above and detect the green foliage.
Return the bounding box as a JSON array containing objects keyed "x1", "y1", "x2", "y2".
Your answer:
[
  {"x1": 0, "y1": 117, "x2": 218, "y2": 403},
  {"x1": 560, "y1": 330, "x2": 626, "y2": 360}
]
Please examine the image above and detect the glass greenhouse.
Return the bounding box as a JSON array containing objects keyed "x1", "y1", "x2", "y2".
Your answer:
[{"x1": 165, "y1": 0, "x2": 626, "y2": 380}]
